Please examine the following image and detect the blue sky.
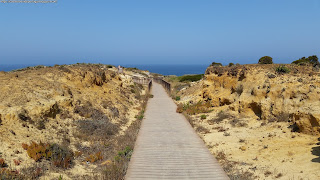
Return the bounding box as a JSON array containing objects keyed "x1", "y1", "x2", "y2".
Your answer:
[{"x1": 0, "y1": 0, "x2": 319, "y2": 65}]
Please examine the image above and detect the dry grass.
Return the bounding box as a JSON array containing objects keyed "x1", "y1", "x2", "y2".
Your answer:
[
  {"x1": 207, "y1": 111, "x2": 232, "y2": 125},
  {"x1": 103, "y1": 112, "x2": 143, "y2": 180},
  {"x1": 195, "y1": 126, "x2": 210, "y2": 134}
]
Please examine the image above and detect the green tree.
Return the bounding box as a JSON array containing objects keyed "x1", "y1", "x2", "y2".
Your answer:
[
  {"x1": 308, "y1": 55, "x2": 319, "y2": 64},
  {"x1": 258, "y1": 56, "x2": 273, "y2": 64}
]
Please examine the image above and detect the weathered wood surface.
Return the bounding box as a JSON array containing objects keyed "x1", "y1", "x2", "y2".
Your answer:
[{"x1": 126, "y1": 82, "x2": 229, "y2": 180}]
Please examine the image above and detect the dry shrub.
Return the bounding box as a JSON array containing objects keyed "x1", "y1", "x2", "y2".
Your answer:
[
  {"x1": 50, "y1": 144, "x2": 74, "y2": 169},
  {"x1": 86, "y1": 152, "x2": 103, "y2": 163},
  {"x1": 216, "y1": 151, "x2": 226, "y2": 161},
  {"x1": 104, "y1": 147, "x2": 132, "y2": 180},
  {"x1": 23, "y1": 141, "x2": 52, "y2": 162},
  {"x1": 20, "y1": 164, "x2": 45, "y2": 179},
  {"x1": 230, "y1": 119, "x2": 248, "y2": 127},
  {"x1": 0, "y1": 168, "x2": 22, "y2": 179},
  {"x1": 196, "y1": 126, "x2": 210, "y2": 134},
  {"x1": 208, "y1": 111, "x2": 232, "y2": 124},
  {"x1": 104, "y1": 160, "x2": 127, "y2": 180},
  {"x1": 21, "y1": 142, "x2": 73, "y2": 169},
  {"x1": 176, "y1": 104, "x2": 184, "y2": 113},
  {"x1": 215, "y1": 151, "x2": 255, "y2": 180},
  {"x1": 76, "y1": 119, "x2": 118, "y2": 141},
  {"x1": 103, "y1": 115, "x2": 142, "y2": 179},
  {"x1": 0, "y1": 158, "x2": 7, "y2": 168},
  {"x1": 74, "y1": 104, "x2": 107, "y2": 120},
  {"x1": 74, "y1": 151, "x2": 83, "y2": 158}
]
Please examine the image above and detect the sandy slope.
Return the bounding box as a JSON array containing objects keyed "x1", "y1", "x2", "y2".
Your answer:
[{"x1": 0, "y1": 64, "x2": 149, "y2": 179}]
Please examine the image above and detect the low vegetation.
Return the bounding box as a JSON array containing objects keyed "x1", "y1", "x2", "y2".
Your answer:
[
  {"x1": 211, "y1": 62, "x2": 223, "y2": 66},
  {"x1": 292, "y1": 55, "x2": 319, "y2": 66},
  {"x1": 22, "y1": 141, "x2": 74, "y2": 169},
  {"x1": 176, "y1": 101, "x2": 212, "y2": 115},
  {"x1": 200, "y1": 114, "x2": 207, "y2": 119},
  {"x1": 178, "y1": 74, "x2": 204, "y2": 82},
  {"x1": 275, "y1": 65, "x2": 290, "y2": 74},
  {"x1": 165, "y1": 74, "x2": 204, "y2": 102}
]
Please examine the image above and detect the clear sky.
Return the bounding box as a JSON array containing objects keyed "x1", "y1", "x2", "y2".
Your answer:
[{"x1": 0, "y1": 0, "x2": 319, "y2": 65}]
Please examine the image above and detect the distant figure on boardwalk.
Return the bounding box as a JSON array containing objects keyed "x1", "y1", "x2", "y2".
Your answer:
[{"x1": 117, "y1": 65, "x2": 123, "y2": 74}]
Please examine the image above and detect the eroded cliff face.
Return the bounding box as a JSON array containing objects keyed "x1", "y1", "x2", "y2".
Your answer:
[
  {"x1": 173, "y1": 64, "x2": 320, "y2": 179},
  {"x1": 202, "y1": 64, "x2": 320, "y2": 135},
  {"x1": 0, "y1": 64, "x2": 148, "y2": 178},
  {"x1": 0, "y1": 65, "x2": 140, "y2": 129}
]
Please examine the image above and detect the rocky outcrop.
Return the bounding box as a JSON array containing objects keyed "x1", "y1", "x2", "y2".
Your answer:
[{"x1": 202, "y1": 64, "x2": 320, "y2": 135}]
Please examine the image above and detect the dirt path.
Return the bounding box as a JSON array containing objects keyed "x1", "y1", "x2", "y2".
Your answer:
[{"x1": 126, "y1": 82, "x2": 228, "y2": 180}]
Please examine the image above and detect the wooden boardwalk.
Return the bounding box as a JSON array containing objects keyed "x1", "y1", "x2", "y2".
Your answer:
[{"x1": 125, "y1": 82, "x2": 229, "y2": 180}]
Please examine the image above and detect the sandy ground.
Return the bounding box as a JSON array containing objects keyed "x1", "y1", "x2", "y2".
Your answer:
[{"x1": 188, "y1": 107, "x2": 320, "y2": 180}]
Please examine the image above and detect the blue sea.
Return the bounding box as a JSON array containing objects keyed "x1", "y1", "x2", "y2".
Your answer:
[
  {"x1": 123, "y1": 64, "x2": 208, "y2": 76},
  {"x1": 0, "y1": 64, "x2": 209, "y2": 76}
]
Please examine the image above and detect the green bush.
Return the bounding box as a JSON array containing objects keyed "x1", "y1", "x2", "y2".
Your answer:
[
  {"x1": 200, "y1": 115, "x2": 207, "y2": 119},
  {"x1": 135, "y1": 109, "x2": 145, "y2": 120},
  {"x1": 179, "y1": 74, "x2": 204, "y2": 82},
  {"x1": 228, "y1": 63, "x2": 234, "y2": 67},
  {"x1": 276, "y1": 65, "x2": 290, "y2": 74},
  {"x1": 175, "y1": 96, "x2": 181, "y2": 101},
  {"x1": 292, "y1": 55, "x2": 319, "y2": 65},
  {"x1": 114, "y1": 146, "x2": 133, "y2": 162},
  {"x1": 137, "y1": 114, "x2": 144, "y2": 120},
  {"x1": 211, "y1": 62, "x2": 222, "y2": 66},
  {"x1": 258, "y1": 56, "x2": 273, "y2": 64}
]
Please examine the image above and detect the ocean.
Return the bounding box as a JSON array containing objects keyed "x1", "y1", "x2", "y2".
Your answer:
[
  {"x1": 123, "y1": 64, "x2": 208, "y2": 76},
  {"x1": 0, "y1": 64, "x2": 209, "y2": 76}
]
